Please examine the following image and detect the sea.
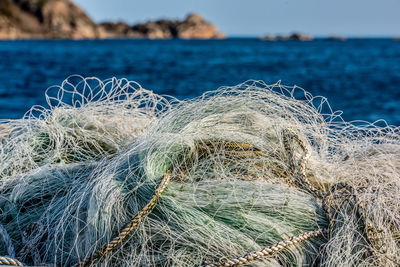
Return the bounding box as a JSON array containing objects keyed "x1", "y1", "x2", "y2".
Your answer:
[{"x1": 0, "y1": 38, "x2": 399, "y2": 125}]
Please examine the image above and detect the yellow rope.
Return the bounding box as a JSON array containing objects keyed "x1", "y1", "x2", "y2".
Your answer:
[
  {"x1": 75, "y1": 171, "x2": 172, "y2": 267},
  {"x1": 0, "y1": 256, "x2": 24, "y2": 266},
  {"x1": 203, "y1": 229, "x2": 325, "y2": 267}
]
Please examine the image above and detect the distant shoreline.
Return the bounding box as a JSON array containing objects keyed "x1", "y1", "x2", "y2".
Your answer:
[{"x1": 0, "y1": 1, "x2": 224, "y2": 40}]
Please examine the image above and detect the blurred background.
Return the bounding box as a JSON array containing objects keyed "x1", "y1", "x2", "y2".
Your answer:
[{"x1": 0, "y1": 0, "x2": 399, "y2": 124}]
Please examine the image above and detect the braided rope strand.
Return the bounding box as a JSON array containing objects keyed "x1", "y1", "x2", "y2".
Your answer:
[
  {"x1": 283, "y1": 129, "x2": 383, "y2": 265},
  {"x1": 75, "y1": 171, "x2": 172, "y2": 267},
  {"x1": 282, "y1": 128, "x2": 324, "y2": 199},
  {"x1": 0, "y1": 256, "x2": 24, "y2": 266},
  {"x1": 203, "y1": 229, "x2": 324, "y2": 267}
]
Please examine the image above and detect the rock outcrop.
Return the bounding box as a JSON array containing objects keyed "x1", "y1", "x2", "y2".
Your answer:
[
  {"x1": 0, "y1": 0, "x2": 225, "y2": 40},
  {"x1": 0, "y1": 0, "x2": 98, "y2": 39},
  {"x1": 175, "y1": 13, "x2": 225, "y2": 39},
  {"x1": 261, "y1": 32, "x2": 313, "y2": 41},
  {"x1": 98, "y1": 13, "x2": 225, "y2": 39}
]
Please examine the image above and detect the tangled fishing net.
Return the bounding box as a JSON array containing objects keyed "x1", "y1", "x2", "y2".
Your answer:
[{"x1": 0, "y1": 76, "x2": 399, "y2": 267}]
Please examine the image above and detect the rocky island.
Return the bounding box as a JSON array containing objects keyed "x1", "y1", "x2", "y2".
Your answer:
[
  {"x1": 0, "y1": 0, "x2": 225, "y2": 40},
  {"x1": 260, "y1": 32, "x2": 314, "y2": 41},
  {"x1": 98, "y1": 13, "x2": 225, "y2": 39}
]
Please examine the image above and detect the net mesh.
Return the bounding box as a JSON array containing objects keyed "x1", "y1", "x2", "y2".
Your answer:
[{"x1": 0, "y1": 77, "x2": 399, "y2": 266}]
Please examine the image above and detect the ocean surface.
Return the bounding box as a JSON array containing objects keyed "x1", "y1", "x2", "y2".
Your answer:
[{"x1": 0, "y1": 38, "x2": 399, "y2": 125}]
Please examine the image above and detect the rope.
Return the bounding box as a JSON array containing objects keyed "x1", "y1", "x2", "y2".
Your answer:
[
  {"x1": 73, "y1": 132, "x2": 381, "y2": 267},
  {"x1": 202, "y1": 229, "x2": 325, "y2": 267},
  {"x1": 0, "y1": 256, "x2": 24, "y2": 266},
  {"x1": 75, "y1": 171, "x2": 172, "y2": 267},
  {"x1": 198, "y1": 131, "x2": 384, "y2": 267},
  {"x1": 283, "y1": 129, "x2": 383, "y2": 265},
  {"x1": 282, "y1": 128, "x2": 324, "y2": 199},
  {"x1": 200, "y1": 134, "x2": 327, "y2": 267},
  {"x1": 322, "y1": 183, "x2": 383, "y2": 266}
]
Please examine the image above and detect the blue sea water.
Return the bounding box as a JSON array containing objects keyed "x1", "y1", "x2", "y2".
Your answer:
[{"x1": 0, "y1": 38, "x2": 399, "y2": 125}]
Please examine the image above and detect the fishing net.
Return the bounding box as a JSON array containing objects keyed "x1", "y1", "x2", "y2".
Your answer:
[{"x1": 0, "y1": 76, "x2": 399, "y2": 267}]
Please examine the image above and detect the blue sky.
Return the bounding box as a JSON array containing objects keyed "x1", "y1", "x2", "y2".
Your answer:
[{"x1": 75, "y1": 0, "x2": 400, "y2": 37}]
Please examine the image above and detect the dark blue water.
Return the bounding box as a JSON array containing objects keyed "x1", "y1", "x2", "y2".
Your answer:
[{"x1": 1, "y1": 38, "x2": 400, "y2": 125}]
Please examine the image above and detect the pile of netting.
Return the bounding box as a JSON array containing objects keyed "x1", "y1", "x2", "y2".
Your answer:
[{"x1": 0, "y1": 76, "x2": 399, "y2": 267}]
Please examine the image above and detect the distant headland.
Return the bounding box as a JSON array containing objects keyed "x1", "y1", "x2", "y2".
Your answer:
[
  {"x1": 98, "y1": 13, "x2": 225, "y2": 40},
  {"x1": 0, "y1": 0, "x2": 225, "y2": 40}
]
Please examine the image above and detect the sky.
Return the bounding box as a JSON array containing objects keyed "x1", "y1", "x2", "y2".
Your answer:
[{"x1": 75, "y1": 0, "x2": 400, "y2": 37}]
